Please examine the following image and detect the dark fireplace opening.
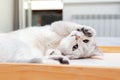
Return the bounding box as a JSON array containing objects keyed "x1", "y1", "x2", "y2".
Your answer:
[{"x1": 32, "y1": 10, "x2": 62, "y2": 26}]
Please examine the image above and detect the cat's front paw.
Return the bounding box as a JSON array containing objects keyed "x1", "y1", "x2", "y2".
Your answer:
[
  {"x1": 58, "y1": 57, "x2": 70, "y2": 64},
  {"x1": 50, "y1": 56, "x2": 70, "y2": 64},
  {"x1": 77, "y1": 26, "x2": 96, "y2": 37}
]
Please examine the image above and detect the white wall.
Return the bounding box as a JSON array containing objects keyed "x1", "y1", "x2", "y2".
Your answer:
[
  {"x1": 63, "y1": 3, "x2": 120, "y2": 20},
  {"x1": 63, "y1": 0, "x2": 120, "y2": 3},
  {"x1": 63, "y1": 2, "x2": 120, "y2": 37},
  {"x1": 0, "y1": 0, "x2": 14, "y2": 32}
]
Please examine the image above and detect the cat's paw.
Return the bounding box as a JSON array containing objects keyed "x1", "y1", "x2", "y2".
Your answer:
[
  {"x1": 59, "y1": 57, "x2": 70, "y2": 64},
  {"x1": 77, "y1": 26, "x2": 96, "y2": 37},
  {"x1": 52, "y1": 57, "x2": 70, "y2": 64}
]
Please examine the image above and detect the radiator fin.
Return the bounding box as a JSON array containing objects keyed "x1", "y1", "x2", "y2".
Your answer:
[{"x1": 71, "y1": 14, "x2": 120, "y2": 37}]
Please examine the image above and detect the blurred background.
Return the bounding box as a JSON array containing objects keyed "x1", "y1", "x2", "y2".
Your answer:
[{"x1": 0, "y1": 0, "x2": 120, "y2": 46}]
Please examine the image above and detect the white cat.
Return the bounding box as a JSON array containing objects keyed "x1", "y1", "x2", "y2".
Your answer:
[{"x1": 0, "y1": 21, "x2": 102, "y2": 64}]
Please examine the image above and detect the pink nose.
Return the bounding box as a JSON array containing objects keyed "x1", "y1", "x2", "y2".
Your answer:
[{"x1": 75, "y1": 35, "x2": 80, "y2": 40}]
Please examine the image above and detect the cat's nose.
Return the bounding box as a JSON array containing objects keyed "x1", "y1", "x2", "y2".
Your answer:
[{"x1": 75, "y1": 35, "x2": 80, "y2": 40}]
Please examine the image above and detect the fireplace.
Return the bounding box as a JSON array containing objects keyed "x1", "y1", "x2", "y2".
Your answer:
[{"x1": 32, "y1": 10, "x2": 62, "y2": 26}]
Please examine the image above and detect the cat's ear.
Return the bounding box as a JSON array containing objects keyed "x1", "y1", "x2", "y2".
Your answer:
[{"x1": 91, "y1": 45, "x2": 104, "y2": 59}]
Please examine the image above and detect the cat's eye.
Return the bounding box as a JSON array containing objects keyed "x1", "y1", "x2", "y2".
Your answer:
[
  {"x1": 77, "y1": 28, "x2": 81, "y2": 31},
  {"x1": 83, "y1": 39, "x2": 89, "y2": 43},
  {"x1": 72, "y1": 44, "x2": 78, "y2": 51}
]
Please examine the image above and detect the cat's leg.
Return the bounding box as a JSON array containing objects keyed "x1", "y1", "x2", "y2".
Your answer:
[
  {"x1": 45, "y1": 49, "x2": 70, "y2": 64},
  {"x1": 29, "y1": 58, "x2": 61, "y2": 64},
  {"x1": 24, "y1": 48, "x2": 66, "y2": 64},
  {"x1": 13, "y1": 47, "x2": 67, "y2": 64},
  {"x1": 51, "y1": 21, "x2": 96, "y2": 37},
  {"x1": 26, "y1": 47, "x2": 59, "y2": 64},
  {"x1": 51, "y1": 21, "x2": 83, "y2": 36}
]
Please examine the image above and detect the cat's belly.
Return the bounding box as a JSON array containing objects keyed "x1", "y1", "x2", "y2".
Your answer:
[{"x1": 14, "y1": 27, "x2": 63, "y2": 51}]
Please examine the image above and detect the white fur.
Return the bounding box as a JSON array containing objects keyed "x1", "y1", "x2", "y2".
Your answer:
[
  {"x1": 58, "y1": 31, "x2": 102, "y2": 59},
  {"x1": 0, "y1": 21, "x2": 102, "y2": 64}
]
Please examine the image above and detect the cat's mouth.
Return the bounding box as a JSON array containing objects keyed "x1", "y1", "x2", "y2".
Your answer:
[{"x1": 72, "y1": 43, "x2": 78, "y2": 51}]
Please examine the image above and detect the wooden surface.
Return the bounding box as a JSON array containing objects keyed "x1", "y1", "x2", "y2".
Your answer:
[
  {"x1": 99, "y1": 46, "x2": 120, "y2": 53},
  {"x1": 0, "y1": 47, "x2": 120, "y2": 80},
  {"x1": 0, "y1": 63, "x2": 120, "y2": 80}
]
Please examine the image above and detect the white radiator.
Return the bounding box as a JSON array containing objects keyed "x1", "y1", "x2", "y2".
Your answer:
[{"x1": 71, "y1": 14, "x2": 120, "y2": 37}]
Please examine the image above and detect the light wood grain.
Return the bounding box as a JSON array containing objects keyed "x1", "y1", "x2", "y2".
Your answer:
[
  {"x1": 0, "y1": 63, "x2": 120, "y2": 80},
  {"x1": 0, "y1": 46, "x2": 120, "y2": 80},
  {"x1": 99, "y1": 46, "x2": 120, "y2": 53}
]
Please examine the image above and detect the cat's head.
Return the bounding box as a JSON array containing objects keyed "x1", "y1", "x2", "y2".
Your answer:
[{"x1": 58, "y1": 30, "x2": 102, "y2": 59}]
